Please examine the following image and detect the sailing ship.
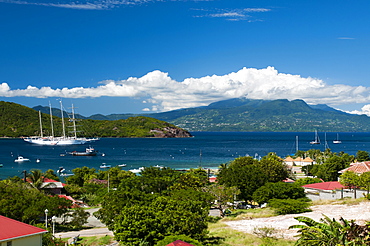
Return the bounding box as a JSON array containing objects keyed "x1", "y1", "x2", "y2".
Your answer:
[
  {"x1": 333, "y1": 133, "x2": 342, "y2": 144},
  {"x1": 23, "y1": 101, "x2": 99, "y2": 146},
  {"x1": 310, "y1": 130, "x2": 320, "y2": 144}
]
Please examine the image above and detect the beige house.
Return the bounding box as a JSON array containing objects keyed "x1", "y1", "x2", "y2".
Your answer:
[
  {"x1": 284, "y1": 156, "x2": 314, "y2": 166},
  {"x1": 0, "y1": 215, "x2": 47, "y2": 246}
]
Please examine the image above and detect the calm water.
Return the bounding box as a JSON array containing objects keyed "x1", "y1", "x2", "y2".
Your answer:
[{"x1": 1, "y1": 132, "x2": 370, "y2": 180}]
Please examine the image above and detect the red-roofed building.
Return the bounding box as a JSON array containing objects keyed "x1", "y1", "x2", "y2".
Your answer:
[
  {"x1": 338, "y1": 161, "x2": 370, "y2": 174},
  {"x1": 0, "y1": 215, "x2": 47, "y2": 246},
  {"x1": 302, "y1": 181, "x2": 344, "y2": 191},
  {"x1": 209, "y1": 176, "x2": 217, "y2": 183},
  {"x1": 166, "y1": 240, "x2": 195, "y2": 246}
]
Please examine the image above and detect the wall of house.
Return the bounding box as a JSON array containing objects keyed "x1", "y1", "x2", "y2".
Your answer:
[
  {"x1": 305, "y1": 188, "x2": 369, "y2": 201},
  {"x1": 0, "y1": 234, "x2": 43, "y2": 246}
]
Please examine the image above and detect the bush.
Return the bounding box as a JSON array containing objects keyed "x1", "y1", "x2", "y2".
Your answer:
[
  {"x1": 252, "y1": 182, "x2": 306, "y2": 204},
  {"x1": 268, "y1": 199, "x2": 311, "y2": 215}
]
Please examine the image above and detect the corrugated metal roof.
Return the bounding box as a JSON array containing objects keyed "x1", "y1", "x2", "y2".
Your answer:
[
  {"x1": 302, "y1": 181, "x2": 344, "y2": 190},
  {"x1": 0, "y1": 215, "x2": 47, "y2": 241},
  {"x1": 166, "y1": 240, "x2": 195, "y2": 246}
]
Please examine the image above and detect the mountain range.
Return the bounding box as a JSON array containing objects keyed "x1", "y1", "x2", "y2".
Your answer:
[{"x1": 33, "y1": 98, "x2": 370, "y2": 132}]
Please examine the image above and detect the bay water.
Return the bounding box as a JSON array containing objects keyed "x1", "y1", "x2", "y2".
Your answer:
[{"x1": 1, "y1": 132, "x2": 370, "y2": 180}]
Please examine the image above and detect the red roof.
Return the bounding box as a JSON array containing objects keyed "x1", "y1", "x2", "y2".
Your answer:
[
  {"x1": 166, "y1": 240, "x2": 195, "y2": 246},
  {"x1": 302, "y1": 181, "x2": 344, "y2": 190},
  {"x1": 0, "y1": 215, "x2": 47, "y2": 241},
  {"x1": 209, "y1": 177, "x2": 217, "y2": 183}
]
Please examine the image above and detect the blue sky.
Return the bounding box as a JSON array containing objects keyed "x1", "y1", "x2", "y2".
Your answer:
[{"x1": 1, "y1": 0, "x2": 370, "y2": 116}]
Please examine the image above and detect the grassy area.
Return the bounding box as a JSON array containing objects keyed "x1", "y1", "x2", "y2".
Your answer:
[
  {"x1": 221, "y1": 208, "x2": 277, "y2": 221},
  {"x1": 311, "y1": 197, "x2": 369, "y2": 206},
  {"x1": 207, "y1": 221, "x2": 295, "y2": 246},
  {"x1": 75, "y1": 235, "x2": 116, "y2": 245}
]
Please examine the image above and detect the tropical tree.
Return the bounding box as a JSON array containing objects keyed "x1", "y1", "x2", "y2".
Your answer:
[
  {"x1": 252, "y1": 182, "x2": 306, "y2": 205},
  {"x1": 217, "y1": 154, "x2": 291, "y2": 201},
  {"x1": 0, "y1": 181, "x2": 71, "y2": 223},
  {"x1": 294, "y1": 177, "x2": 323, "y2": 186},
  {"x1": 290, "y1": 215, "x2": 370, "y2": 245},
  {"x1": 65, "y1": 166, "x2": 97, "y2": 187},
  {"x1": 258, "y1": 153, "x2": 290, "y2": 183},
  {"x1": 312, "y1": 155, "x2": 350, "y2": 181},
  {"x1": 203, "y1": 183, "x2": 240, "y2": 217},
  {"x1": 356, "y1": 150, "x2": 370, "y2": 162},
  {"x1": 339, "y1": 171, "x2": 360, "y2": 190},
  {"x1": 359, "y1": 172, "x2": 370, "y2": 195}
]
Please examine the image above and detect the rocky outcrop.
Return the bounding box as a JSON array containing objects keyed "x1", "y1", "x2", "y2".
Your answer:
[{"x1": 150, "y1": 127, "x2": 192, "y2": 138}]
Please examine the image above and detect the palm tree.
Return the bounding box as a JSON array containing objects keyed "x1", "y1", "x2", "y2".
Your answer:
[
  {"x1": 290, "y1": 215, "x2": 370, "y2": 245},
  {"x1": 26, "y1": 169, "x2": 56, "y2": 192}
]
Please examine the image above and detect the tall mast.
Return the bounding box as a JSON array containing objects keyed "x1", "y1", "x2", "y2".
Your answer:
[
  {"x1": 60, "y1": 100, "x2": 66, "y2": 138},
  {"x1": 296, "y1": 136, "x2": 299, "y2": 152},
  {"x1": 38, "y1": 111, "x2": 43, "y2": 138},
  {"x1": 71, "y1": 104, "x2": 77, "y2": 139},
  {"x1": 49, "y1": 102, "x2": 54, "y2": 138}
]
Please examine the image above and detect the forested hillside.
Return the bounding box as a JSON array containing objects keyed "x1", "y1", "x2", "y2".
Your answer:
[
  {"x1": 36, "y1": 98, "x2": 370, "y2": 132},
  {"x1": 0, "y1": 101, "x2": 191, "y2": 138}
]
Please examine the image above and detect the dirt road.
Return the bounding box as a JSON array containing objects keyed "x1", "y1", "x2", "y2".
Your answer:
[{"x1": 224, "y1": 201, "x2": 370, "y2": 239}]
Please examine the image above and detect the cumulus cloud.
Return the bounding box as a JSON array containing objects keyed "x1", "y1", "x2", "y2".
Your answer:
[
  {"x1": 346, "y1": 105, "x2": 370, "y2": 116},
  {"x1": 3, "y1": 66, "x2": 370, "y2": 113}
]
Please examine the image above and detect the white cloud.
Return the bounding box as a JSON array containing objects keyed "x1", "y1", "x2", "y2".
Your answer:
[
  {"x1": 194, "y1": 7, "x2": 271, "y2": 21},
  {"x1": 0, "y1": 0, "x2": 215, "y2": 10},
  {"x1": 346, "y1": 104, "x2": 370, "y2": 116},
  {"x1": 338, "y1": 37, "x2": 355, "y2": 40},
  {"x1": 3, "y1": 66, "x2": 370, "y2": 113}
]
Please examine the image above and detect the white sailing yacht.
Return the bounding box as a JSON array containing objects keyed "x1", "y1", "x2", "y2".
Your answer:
[
  {"x1": 310, "y1": 130, "x2": 320, "y2": 145},
  {"x1": 333, "y1": 133, "x2": 342, "y2": 144},
  {"x1": 23, "y1": 101, "x2": 99, "y2": 146}
]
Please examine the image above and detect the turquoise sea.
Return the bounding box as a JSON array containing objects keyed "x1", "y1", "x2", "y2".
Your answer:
[{"x1": 1, "y1": 132, "x2": 370, "y2": 180}]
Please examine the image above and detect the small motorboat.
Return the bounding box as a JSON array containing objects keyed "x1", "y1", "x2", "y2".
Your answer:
[
  {"x1": 36, "y1": 159, "x2": 41, "y2": 163},
  {"x1": 69, "y1": 147, "x2": 97, "y2": 156},
  {"x1": 14, "y1": 156, "x2": 30, "y2": 162},
  {"x1": 100, "y1": 164, "x2": 111, "y2": 169},
  {"x1": 60, "y1": 173, "x2": 74, "y2": 176},
  {"x1": 0, "y1": 164, "x2": 3, "y2": 167},
  {"x1": 57, "y1": 167, "x2": 65, "y2": 174},
  {"x1": 129, "y1": 167, "x2": 145, "y2": 174},
  {"x1": 118, "y1": 164, "x2": 127, "y2": 167}
]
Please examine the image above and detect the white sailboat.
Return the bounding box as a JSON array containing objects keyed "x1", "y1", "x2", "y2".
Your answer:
[
  {"x1": 23, "y1": 101, "x2": 99, "y2": 146},
  {"x1": 333, "y1": 133, "x2": 342, "y2": 144},
  {"x1": 310, "y1": 130, "x2": 320, "y2": 145}
]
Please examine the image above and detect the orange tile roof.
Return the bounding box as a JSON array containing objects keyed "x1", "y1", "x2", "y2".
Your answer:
[{"x1": 339, "y1": 161, "x2": 370, "y2": 174}]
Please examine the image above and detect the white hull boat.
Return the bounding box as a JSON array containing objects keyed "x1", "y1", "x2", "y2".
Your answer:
[
  {"x1": 14, "y1": 156, "x2": 30, "y2": 162},
  {"x1": 23, "y1": 102, "x2": 98, "y2": 146}
]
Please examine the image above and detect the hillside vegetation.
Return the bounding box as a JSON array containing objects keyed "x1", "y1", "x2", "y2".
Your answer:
[
  {"x1": 0, "y1": 101, "x2": 191, "y2": 138},
  {"x1": 34, "y1": 98, "x2": 370, "y2": 132}
]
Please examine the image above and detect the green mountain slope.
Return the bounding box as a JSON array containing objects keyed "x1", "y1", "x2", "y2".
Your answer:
[
  {"x1": 0, "y1": 101, "x2": 191, "y2": 138},
  {"x1": 32, "y1": 98, "x2": 370, "y2": 132}
]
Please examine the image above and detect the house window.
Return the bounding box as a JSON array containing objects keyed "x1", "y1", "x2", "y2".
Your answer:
[{"x1": 7, "y1": 241, "x2": 12, "y2": 246}]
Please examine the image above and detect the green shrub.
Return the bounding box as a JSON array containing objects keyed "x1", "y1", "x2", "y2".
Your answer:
[
  {"x1": 252, "y1": 182, "x2": 306, "y2": 204},
  {"x1": 268, "y1": 199, "x2": 311, "y2": 215}
]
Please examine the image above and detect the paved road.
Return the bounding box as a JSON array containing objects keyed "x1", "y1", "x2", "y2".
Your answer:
[{"x1": 54, "y1": 208, "x2": 113, "y2": 239}]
